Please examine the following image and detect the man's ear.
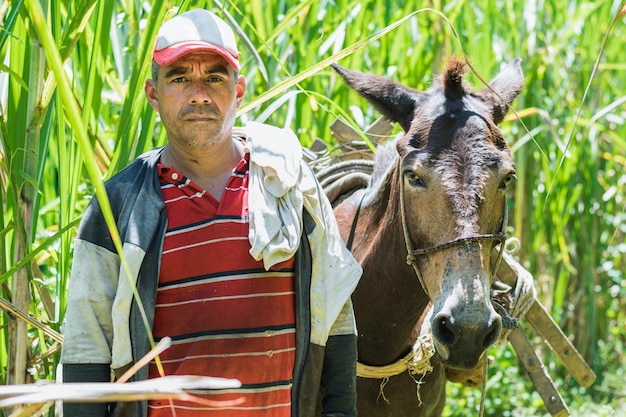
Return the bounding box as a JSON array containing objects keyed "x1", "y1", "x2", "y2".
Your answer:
[
  {"x1": 235, "y1": 75, "x2": 246, "y2": 107},
  {"x1": 145, "y1": 79, "x2": 159, "y2": 112}
]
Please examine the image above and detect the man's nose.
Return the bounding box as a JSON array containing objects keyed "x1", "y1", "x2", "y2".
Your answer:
[{"x1": 189, "y1": 81, "x2": 212, "y2": 105}]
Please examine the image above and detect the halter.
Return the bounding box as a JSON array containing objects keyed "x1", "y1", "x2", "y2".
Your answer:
[
  {"x1": 396, "y1": 166, "x2": 513, "y2": 417},
  {"x1": 399, "y1": 162, "x2": 509, "y2": 298},
  {"x1": 346, "y1": 163, "x2": 510, "y2": 298},
  {"x1": 351, "y1": 161, "x2": 516, "y2": 384}
]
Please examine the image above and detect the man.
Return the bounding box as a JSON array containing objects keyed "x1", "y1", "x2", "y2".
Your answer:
[{"x1": 61, "y1": 8, "x2": 362, "y2": 417}]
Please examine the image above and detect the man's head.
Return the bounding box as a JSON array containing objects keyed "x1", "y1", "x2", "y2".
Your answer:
[
  {"x1": 152, "y1": 9, "x2": 240, "y2": 72},
  {"x1": 145, "y1": 9, "x2": 246, "y2": 149}
]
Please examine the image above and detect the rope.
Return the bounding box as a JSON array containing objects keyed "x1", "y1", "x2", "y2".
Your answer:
[
  {"x1": 494, "y1": 250, "x2": 537, "y2": 344},
  {"x1": 356, "y1": 350, "x2": 420, "y2": 379},
  {"x1": 356, "y1": 333, "x2": 436, "y2": 380},
  {"x1": 357, "y1": 308, "x2": 435, "y2": 380},
  {"x1": 479, "y1": 353, "x2": 488, "y2": 417},
  {"x1": 408, "y1": 233, "x2": 507, "y2": 257},
  {"x1": 357, "y1": 310, "x2": 436, "y2": 406}
]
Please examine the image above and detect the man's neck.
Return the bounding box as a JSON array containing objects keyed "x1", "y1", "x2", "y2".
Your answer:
[{"x1": 161, "y1": 139, "x2": 244, "y2": 201}]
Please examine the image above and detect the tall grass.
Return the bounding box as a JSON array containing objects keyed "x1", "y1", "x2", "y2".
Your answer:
[{"x1": 1, "y1": 0, "x2": 624, "y2": 415}]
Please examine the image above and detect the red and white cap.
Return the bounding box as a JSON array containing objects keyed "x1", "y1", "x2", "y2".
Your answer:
[{"x1": 152, "y1": 9, "x2": 240, "y2": 71}]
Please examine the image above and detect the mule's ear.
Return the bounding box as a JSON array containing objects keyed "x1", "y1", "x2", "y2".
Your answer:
[
  {"x1": 478, "y1": 58, "x2": 524, "y2": 124},
  {"x1": 331, "y1": 63, "x2": 424, "y2": 132}
]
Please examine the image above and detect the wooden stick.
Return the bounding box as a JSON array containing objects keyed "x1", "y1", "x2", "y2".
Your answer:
[
  {"x1": 116, "y1": 337, "x2": 172, "y2": 384},
  {"x1": 496, "y1": 252, "x2": 596, "y2": 388},
  {"x1": 0, "y1": 375, "x2": 242, "y2": 407},
  {"x1": 525, "y1": 301, "x2": 596, "y2": 388},
  {"x1": 508, "y1": 328, "x2": 570, "y2": 417}
]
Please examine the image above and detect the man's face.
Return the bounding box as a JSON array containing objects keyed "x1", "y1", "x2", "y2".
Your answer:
[{"x1": 145, "y1": 51, "x2": 245, "y2": 149}]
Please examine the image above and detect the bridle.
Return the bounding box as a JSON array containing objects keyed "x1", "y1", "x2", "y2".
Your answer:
[
  {"x1": 348, "y1": 159, "x2": 517, "y2": 362},
  {"x1": 349, "y1": 160, "x2": 519, "y2": 416},
  {"x1": 346, "y1": 164, "x2": 509, "y2": 295},
  {"x1": 398, "y1": 162, "x2": 509, "y2": 299}
]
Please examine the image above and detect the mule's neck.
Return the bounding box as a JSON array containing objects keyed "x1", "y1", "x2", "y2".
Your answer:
[{"x1": 349, "y1": 184, "x2": 431, "y2": 366}]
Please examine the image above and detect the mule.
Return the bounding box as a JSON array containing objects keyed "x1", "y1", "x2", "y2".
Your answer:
[{"x1": 330, "y1": 57, "x2": 524, "y2": 416}]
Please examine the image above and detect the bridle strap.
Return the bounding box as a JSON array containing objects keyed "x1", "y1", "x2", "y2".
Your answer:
[
  {"x1": 408, "y1": 233, "x2": 507, "y2": 257},
  {"x1": 346, "y1": 190, "x2": 366, "y2": 252},
  {"x1": 399, "y1": 168, "x2": 432, "y2": 297}
]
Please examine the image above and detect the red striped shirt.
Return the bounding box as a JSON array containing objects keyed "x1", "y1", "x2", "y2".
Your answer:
[{"x1": 147, "y1": 155, "x2": 296, "y2": 417}]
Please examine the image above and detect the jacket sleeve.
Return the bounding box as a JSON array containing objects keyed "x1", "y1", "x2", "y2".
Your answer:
[
  {"x1": 61, "y1": 238, "x2": 119, "y2": 365},
  {"x1": 319, "y1": 300, "x2": 358, "y2": 417},
  {"x1": 62, "y1": 364, "x2": 112, "y2": 417},
  {"x1": 60, "y1": 200, "x2": 119, "y2": 416}
]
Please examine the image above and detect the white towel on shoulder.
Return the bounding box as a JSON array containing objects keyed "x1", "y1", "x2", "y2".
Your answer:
[
  {"x1": 244, "y1": 121, "x2": 304, "y2": 266},
  {"x1": 242, "y1": 121, "x2": 362, "y2": 345}
]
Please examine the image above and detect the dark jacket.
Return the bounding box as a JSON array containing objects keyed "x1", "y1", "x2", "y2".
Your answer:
[{"x1": 61, "y1": 147, "x2": 358, "y2": 416}]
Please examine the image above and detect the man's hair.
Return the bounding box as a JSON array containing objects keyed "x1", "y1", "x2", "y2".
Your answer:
[
  {"x1": 150, "y1": 60, "x2": 239, "y2": 84},
  {"x1": 152, "y1": 60, "x2": 159, "y2": 82}
]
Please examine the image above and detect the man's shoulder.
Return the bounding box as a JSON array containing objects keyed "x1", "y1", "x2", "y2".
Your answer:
[
  {"x1": 105, "y1": 148, "x2": 162, "y2": 186},
  {"x1": 98, "y1": 148, "x2": 163, "y2": 207}
]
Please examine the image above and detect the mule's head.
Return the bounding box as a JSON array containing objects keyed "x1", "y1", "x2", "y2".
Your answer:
[{"x1": 332, "y1": 57, "x2": 523, "y2": 369}]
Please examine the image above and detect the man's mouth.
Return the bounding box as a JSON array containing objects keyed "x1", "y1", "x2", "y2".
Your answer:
[
  {"x1": 180, "y1": 108, "x2": 219, "y2": 122},
  {"x1": 188, "y1": 117, "x2": 212, "y2": 121}
]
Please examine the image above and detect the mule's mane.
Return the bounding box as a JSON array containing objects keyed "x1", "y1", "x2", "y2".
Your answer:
[
  {"x1": 442, "y1": 57, "x2": 470, "y2": 99},
  {"x1": 369, "y1": 138, "x2": 399, "y2": 189}
]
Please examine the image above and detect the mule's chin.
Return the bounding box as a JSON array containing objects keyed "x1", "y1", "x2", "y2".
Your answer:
[
  {"x1": 434, "y1": 341, "x2": 484, "y2": 370},
  {"x1": 446, "y1": 362, "x2": 485, "y2": 388}
]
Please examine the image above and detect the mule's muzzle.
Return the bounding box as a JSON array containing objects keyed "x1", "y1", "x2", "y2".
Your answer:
[{"x1": 431, "y1": 310, "x2": 502, "y2": 369}]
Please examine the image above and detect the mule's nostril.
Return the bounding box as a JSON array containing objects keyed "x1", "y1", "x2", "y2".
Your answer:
[
  {"x1": 482, "y1": 317, "x2": 502, "y2": 348},
  {"x1": 433, "y1": 314, "x2": 456, "y2": 347}
]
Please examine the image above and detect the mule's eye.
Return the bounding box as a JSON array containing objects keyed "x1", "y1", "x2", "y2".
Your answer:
[
  {"x1": 405, "y1": 171, "x2": 425, "y2": 188},
  {"x1": 500, "y1": 172, "x2": 517, "y2": 190}
]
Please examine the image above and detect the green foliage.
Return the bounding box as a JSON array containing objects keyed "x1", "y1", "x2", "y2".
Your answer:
[
  {"x1": 0, "y1": 0, "x2": 625, "y2": 415},
  {"x1": 444, "y1": 337, "x2": 626, "y2": 416}
]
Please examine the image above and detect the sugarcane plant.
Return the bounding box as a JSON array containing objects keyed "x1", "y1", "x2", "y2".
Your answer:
[{"x1": 1, "y1": 0, "x2": 625, "y2": 415}]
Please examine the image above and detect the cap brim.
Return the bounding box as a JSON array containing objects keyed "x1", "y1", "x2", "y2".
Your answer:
[{"x1": 153, "y1": 41, "x2": 240, "y2": 71}]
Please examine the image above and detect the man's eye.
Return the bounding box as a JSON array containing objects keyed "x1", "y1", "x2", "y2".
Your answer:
[{"x1": 172, "y1": 77, "x2": 187, "y2": 83}]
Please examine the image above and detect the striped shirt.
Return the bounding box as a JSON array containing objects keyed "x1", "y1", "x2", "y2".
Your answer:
[{"x1": 147, "y1": 156, "x2": 296, "y2": 417}]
